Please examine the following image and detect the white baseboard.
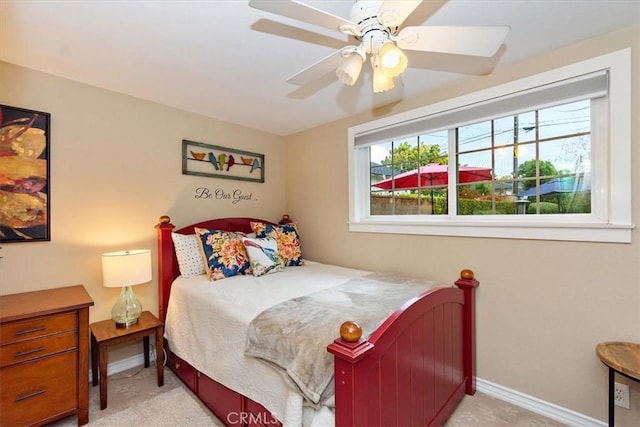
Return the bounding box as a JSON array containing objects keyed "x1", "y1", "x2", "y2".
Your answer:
[
  {"x1": 477, "y1": 377, "x2": 606, "y2": 427},
  {"x1": 105, "y1": 353, "x2": 147, "y2": 376},
  {"x1": 87, "y1": 343, "x2": 165, "y2": 381},
  {"x1": 90, "y1": 356, "x2": 605, "y2": 426},
  {"x1": 87, "y1": 353, "x2": 147, "y2": 382}
]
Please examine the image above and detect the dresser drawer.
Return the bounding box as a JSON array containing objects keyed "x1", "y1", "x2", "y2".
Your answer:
[
  {"x1": 0, "y1": 312, "x2": 77, "y2": 345},
  {"x1": 0, "y1": 330, "x2": 77, "y2": 367},
  {"x1": 0, "y1": 351, "x2": 78, "y2": 426}
]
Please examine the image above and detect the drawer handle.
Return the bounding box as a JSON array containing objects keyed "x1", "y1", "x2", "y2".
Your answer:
[
  {"x1": 15, "y1": 389, "x2": 46, "y2": 402},
  {"x1": 14, "y1": 326, "x2": 46, "y2": 336},
  {"x1": 14, "y1": 346, "x2": 45, "y2": 358}
]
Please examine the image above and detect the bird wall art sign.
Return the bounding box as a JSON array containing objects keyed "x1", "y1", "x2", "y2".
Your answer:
[{"x1": 182, "y1": 140, "x2": 264, "y2": 183}]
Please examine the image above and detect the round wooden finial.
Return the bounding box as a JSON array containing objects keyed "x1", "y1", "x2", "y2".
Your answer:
[
  {"x1": 460, "y1": 269, "x2": 475, "y2": 280},
  {"x1": 159, "y1": 215, "x2": 171, "y2": 224},
  {"x1": 279, "y1": 214, "x2": 292, "y2": 225},
  {"x1": 340, "y1": 321, "x2": 362, "y2": 343}
]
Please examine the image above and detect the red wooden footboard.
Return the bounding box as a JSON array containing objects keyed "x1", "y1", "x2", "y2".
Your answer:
[
  {"x1": 328, "y1": 272, "x2": 478, "y2": 427},
  {"x1": 156, "y1": 216, "x2": 478, "y2": 427}
]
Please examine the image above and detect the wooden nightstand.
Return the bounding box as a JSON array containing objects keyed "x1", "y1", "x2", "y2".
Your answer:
[
  {"x1": 0, "y1": 285, "x2": 94, "y2": 426},
  {"x1": 90, "y1": 310, "x2": 164, "y2": 409}
]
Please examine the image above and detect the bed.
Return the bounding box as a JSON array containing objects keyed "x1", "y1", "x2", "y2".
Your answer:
[{"x1": 156, "y1": 215, "x2": 479, "y2": 426}]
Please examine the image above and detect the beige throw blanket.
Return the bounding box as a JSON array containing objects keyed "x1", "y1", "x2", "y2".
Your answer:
[{"x1": 244, "y1": 272, "x2": 440, "y2": 407}]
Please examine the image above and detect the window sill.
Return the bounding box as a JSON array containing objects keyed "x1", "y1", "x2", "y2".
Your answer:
[{"x1": 348, "y1": 219, "x2": 633, "y2": 243}]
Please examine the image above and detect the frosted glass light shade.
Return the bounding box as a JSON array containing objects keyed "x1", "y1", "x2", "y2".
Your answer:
[
  {"x1": 372, "y1": 56, "x2": 395, "y2": 93},
  {"x1": 337, "y1": 53, "x2": 364, "y2": 86},
  {"x1": 102, "y1": 249, "x2": 151, "y2": 327},
  {"x1": 379, "y1": 42, "x2": 407, "y2": 78}
]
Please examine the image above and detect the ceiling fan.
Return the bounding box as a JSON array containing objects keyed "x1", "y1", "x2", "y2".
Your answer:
[{"x1": 248, "y1": 0, "x2": 510, "y2": 93}]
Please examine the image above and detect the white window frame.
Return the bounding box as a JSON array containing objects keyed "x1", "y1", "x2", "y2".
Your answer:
[{"x1": 348, "y1": 49, "x2": 632, "y2": 243}]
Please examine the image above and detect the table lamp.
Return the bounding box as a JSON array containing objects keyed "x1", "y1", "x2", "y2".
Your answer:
[{"x1": 102, "y1": 249, "x2": 152, "y2": 328}]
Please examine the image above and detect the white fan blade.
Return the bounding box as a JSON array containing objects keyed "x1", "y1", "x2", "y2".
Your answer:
[
  {"x1": 248, "y1": 0, "x2": 356, "y2": 33},
  {"x1": 377, "y1": 0, "x2": 423, "y2": 28},
  {"x1": 286, "y1": 46, "x2": 356, "y2": 86},
  {"x1": 251, "y1": 19, "x2": 348, "y2": 49},
  {"x1": 396, "y1": 26, "x2": 510, "y2": 57},
  {"x1": 405, "y1": 45, "x2": 506, "y2": 76}
]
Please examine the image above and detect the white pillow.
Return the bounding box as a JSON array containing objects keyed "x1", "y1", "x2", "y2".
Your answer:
[
  {"x1": 171, "y1": 232, "x2": 206, "y2": 278},
  {"x1": 242, "y1": 236, "x2": 285, "y2": 277}
]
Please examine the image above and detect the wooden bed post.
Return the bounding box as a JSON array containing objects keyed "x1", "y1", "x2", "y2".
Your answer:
[
  {"x1": 155, "y1": 216, "x2": 175, "y2": 322},
  {"x1": 455, "y1": 269, "x2": 480, "y2": 395},
  {"x1": 327, "y1": 322, "x2": 374, "y2": 427}
]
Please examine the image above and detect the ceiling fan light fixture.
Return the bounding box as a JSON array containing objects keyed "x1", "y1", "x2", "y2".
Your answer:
[
  {"x1": 336, "y1": 51, "x2": 365, "y2": 86},
  {"x1": 249, "y1": 0, "x2": 511, "y2": 95},
  {"x1": 379, "y1": 41, "x2": 408, "y2": 78}
]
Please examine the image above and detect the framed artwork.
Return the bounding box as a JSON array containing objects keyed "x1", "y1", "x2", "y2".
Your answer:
[
  {"x1": 0, "y1": 105, "x2": 51, "y2": 243},
  {"x1": 182, "y1": 139, "x2": 264, "y2": 183}
]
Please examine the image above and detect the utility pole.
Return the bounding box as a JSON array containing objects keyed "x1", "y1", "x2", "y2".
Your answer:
[{"x1": 512, "y1": 116, "x2": 519, "y2": 195}]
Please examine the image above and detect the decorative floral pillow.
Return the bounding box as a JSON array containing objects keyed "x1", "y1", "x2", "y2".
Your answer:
[
  {"x1": 171, "y1": 232, "x2": 206, "y2": 278},
  {"x1": 250, "y1": 222, "x2": 304, "y2": 266},
  {"x1": 194, "y1": 227, "x2": 252, "y2": 280},
  {"x1": 242, "y1": 237, "x2": 285, "y2": 277}
]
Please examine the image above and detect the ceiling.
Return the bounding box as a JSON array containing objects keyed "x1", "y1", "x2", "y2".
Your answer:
[{"x1": 1, "y1": 1, "x2": 638, "y2": 136}]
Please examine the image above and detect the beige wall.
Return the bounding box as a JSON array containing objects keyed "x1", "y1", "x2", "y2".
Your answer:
[
  {"x1": 0, "y1": 61, "x2": 286, "y2": 358},
  {"x1": 284, "y1": 27, "x2": 640, "y2": 424}
]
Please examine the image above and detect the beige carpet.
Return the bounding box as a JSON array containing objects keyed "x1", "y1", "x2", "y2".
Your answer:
[
  {"x1": 87, "y1": 387, "x2": 214, "y2": 427},
  {"x1": 52, "y1": 365, "x2": 564, "y2": 426},
  {"x1": 50, "y1": 365, "x2": 221, "y2": 427},
  {"x1": 444, "y1": 393, "x2": 565, "y2": 426}
]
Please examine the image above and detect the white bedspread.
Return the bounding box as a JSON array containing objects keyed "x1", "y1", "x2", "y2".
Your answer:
[{"x1": 164, "y1": 261, "x2": 369, "y2": 426}]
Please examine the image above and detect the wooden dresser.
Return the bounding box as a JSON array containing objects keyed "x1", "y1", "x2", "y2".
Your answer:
[{"x1": 0, "y1": 285, "x2": 94, "y2": 426}]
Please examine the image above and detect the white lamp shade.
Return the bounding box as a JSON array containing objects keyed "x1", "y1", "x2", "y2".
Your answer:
[{"x1": 102, "y1": 249, "x2": 152, "y2": 287}]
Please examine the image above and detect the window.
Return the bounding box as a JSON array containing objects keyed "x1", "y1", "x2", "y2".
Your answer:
[
  {"x1": 371, "y1": 99, "x2": 594, "y2": 216},
  {"x1": 348, "y1": 49, "x2": 631, "y2": 242}
]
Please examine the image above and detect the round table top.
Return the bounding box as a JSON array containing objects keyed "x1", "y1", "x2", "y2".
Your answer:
[{"x1": 596, "y1": 342, "x2": 640, "y2": 381}]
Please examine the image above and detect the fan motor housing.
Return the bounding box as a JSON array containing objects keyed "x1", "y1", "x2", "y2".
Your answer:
[{"x1": 350, "y1": 0, "x2": 396, "y2": 55}]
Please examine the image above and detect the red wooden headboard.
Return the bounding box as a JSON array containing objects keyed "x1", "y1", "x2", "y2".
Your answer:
[{"x1": 155, "y1": 215, "x2": 279, "y2": 321}]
